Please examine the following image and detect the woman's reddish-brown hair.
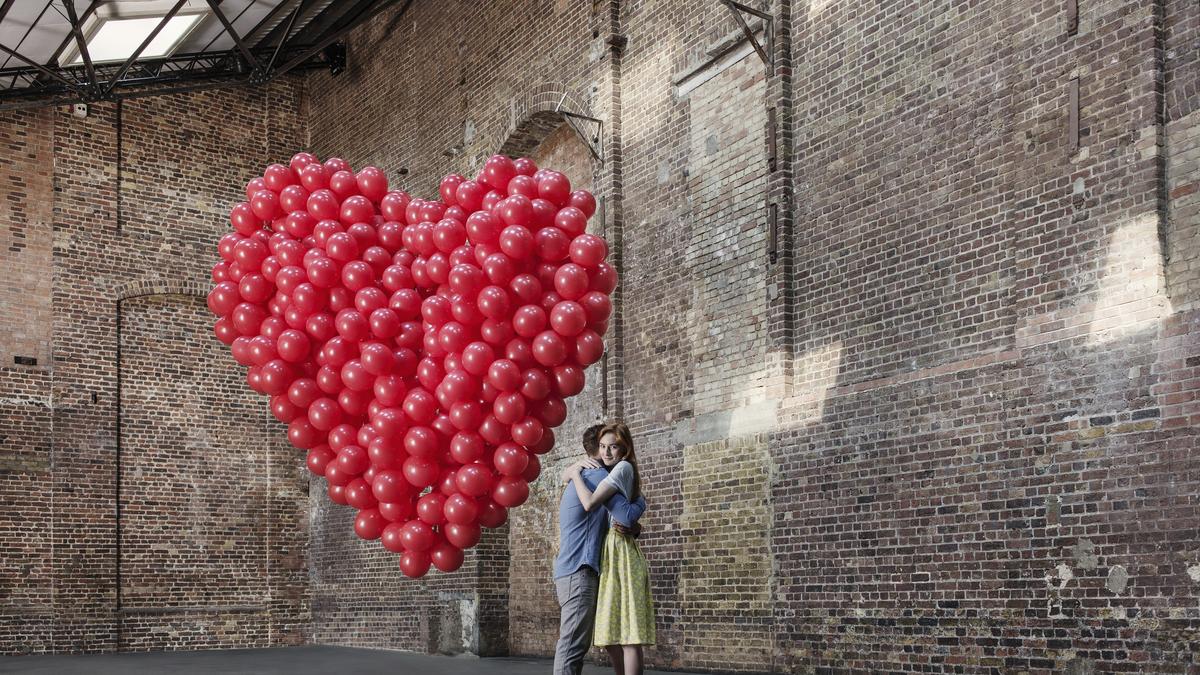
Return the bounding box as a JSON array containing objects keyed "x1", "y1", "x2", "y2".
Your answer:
[{"x1": 599, "y1": 422, "x2": 639, "y2": 501}]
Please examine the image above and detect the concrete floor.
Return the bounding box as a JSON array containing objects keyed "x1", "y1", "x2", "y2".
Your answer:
[{"x1": 0, "y1": 645, "x2": 711, "y2": 675}]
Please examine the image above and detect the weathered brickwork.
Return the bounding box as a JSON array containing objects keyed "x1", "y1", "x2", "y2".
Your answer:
[
  {"x1": 0, "y1": 83, "x2": 310, "y2": 654},
  {"x1": 0, "y1": 108, "x2": 53, "y2": 368},
  {"x1": 310, "y1": 0, "x2": 1200, "y2": 672},
  {"x1": 1, "y1": 0, "x2": 1197, "y2": 670}
]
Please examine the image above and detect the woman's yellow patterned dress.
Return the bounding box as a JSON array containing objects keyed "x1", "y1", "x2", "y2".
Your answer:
[{"x1": 592, "y1": 461, "x2": 655, "y2": 646}]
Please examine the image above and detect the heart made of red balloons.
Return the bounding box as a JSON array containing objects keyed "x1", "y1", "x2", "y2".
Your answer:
[{"x1": 207, "y1": 153, "x2": 615, "y2": 578}]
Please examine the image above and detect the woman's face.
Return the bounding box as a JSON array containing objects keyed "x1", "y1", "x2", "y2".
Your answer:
[{"x1": 597, "y1": 432, "x2": 624, "y2": 467}]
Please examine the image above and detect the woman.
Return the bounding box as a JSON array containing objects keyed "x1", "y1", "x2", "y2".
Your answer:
[{"x1": 568, "y1": 422, "x2": 655, "y2": 675}]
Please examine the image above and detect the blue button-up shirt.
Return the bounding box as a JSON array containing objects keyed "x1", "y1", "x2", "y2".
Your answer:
[{"x1": 552, "y1": 466, "x2": 646, "y2": 580}]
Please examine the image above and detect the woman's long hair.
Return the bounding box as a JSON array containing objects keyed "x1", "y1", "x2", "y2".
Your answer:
[{"x1": 600, "y1": 422, "x2": 640, "y2": 501}]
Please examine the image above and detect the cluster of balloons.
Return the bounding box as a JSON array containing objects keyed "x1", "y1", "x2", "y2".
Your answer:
[{"x1": 208, "y1": 152, "x2": 614, "y2": 577}]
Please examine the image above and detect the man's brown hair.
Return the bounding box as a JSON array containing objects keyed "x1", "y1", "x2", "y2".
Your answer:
[{"x1": 582, "y1": 423, "x2": 605, "y2": 455}]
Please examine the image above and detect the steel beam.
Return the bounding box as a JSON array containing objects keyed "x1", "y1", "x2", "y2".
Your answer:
[
  {"x1": 270, "y1": 0, "x2": 410, "y2": 81},
  {"x1": 205, "y1": 0, "x2": 261, "y2": 70},
  {"x1": 62, "y1": 0, "x2": 97, "y2": 95}
]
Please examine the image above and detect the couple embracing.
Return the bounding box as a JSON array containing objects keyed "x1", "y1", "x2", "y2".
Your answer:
[{"x1": 552, "y1": 422, "x2": 655, "y2": 675}]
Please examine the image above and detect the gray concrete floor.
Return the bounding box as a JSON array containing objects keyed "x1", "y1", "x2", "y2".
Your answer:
[{"x1": 0, "y1": 645, "x2": 712, "y2": 675}]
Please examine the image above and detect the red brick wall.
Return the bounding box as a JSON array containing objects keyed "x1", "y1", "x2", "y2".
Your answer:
[{"x1": 0, "y1": 82, "x2": 310, "y2": 654}]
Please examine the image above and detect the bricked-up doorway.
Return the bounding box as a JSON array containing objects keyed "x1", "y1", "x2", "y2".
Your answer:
[{"x1": 116, "y1": 293, "x2": 283, "y2": 648}]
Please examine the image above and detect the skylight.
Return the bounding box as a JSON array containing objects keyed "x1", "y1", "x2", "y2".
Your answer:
[{"x1": 71, "y1": 14, "x2": 204, "y2": 64}]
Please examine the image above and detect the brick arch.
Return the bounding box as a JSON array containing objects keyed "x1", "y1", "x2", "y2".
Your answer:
[
  {"x1": 498, "y1": 82, "x2": 592, "y2": 157},
  {"x1": 111, "y1": 277, "x2": 208, "y2": 303}
]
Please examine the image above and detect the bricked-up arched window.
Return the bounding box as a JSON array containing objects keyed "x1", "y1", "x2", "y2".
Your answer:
[{"x1": 504, "y1": 118, "x2": 604, "y2": 659}]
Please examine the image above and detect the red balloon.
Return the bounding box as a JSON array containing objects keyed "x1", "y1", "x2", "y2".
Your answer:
[
  {"x1": 381, "y1": 522, "x2": 407, "y2": 552},
  {"x1": 532, "y1": 331, "x2": 568, "y2": 367},
  {"x1": 401, "y1": 520, "x2": 435, "y2": 552},
  {"x1": 575, "y1": 329, "x2": 604, "y2": 366},
  {"x1": 354, "y1": 509, "x2": 385, "y2": 540},
  {"x1": 493, "y1": 391, "x2": 527, "y2": 425},
  {"x1": 570, "y1": 234, "x2": 609, "y2": 268},
  {"x1": 306, "y1": 445, "x2": 334, "y2": 476},
  {"x1": 443, "y1": 493, "x2": 480, "y2": 525},
  {"x1": 345, "y1": 478, "x2": 377, "y2": 509},
  {"x1": 493, "y1": 442, "x2": 530, "y2": 477},
  {"x1": 523, "y1": 449, "x2": 547, "y2": 480},
  {"x1": 521, "y1": 368, "x2": 552, "y2": 400},
  {"x1": 493, "y1": 476, "x2": 529, "y2": 507},
  {"x1": 403, "y1": 388, "x2": 438, "y2": 424},
  {"x1": 482, "y1": 155, "x2": 517, "y2": 191},
  {"x1": 400, "y1": 551, "x2": 432, "y2": 578},
  {"x1": 568, "y1": 190, "x2": 597, "y2": 218},
  {"x1": 507, "y1": 174, "x2": 538, "y2": 198},
  {"x1": 404, "y1": 425, "x2": 440, "y2": 459},
  {"x1": 403, "y1": 456, "x2": 439, "y2": 488},
  {"x1": 533, "y1": 397, "x2": 568, "y2": 427},
  {"x1": 477, "y1": 498, "x2": 508, "y2": 528},
  {"x1": 554, "y1": 365, "x2": 586, "y2": 397},
  {"x1": 430, "y1": 541, "x2": 465, "y2": 572},
  {"x1": 379, "y1": 499, "x2": 415, "y2": 523},
  {"x1": 511, "y1": 416, "x2": 545, "y2": 446},
  {"x1": 487, "y1": 359, "x2": 522, "y2": 392},
  {"x1": 417, "y1": 492, "x2": 449, "y2": 526},
  {"x1": 530, "y1": 427, "x2": 556, "y2": 455},
  {"x1": 537, "y1": 171, "x2": 571, "y2": 206},
  {"x1": 510, "y1": 274, "x2": 542, "y2": 305},
  {"x1": 554, "y1": 263, "x2": 590, "y2": 300},
  {"x1": 445, "y1": 522, "x2": 482, "y2": 549},
  {"x1": 512, "y1": 305, "x2": 547, "y2": 338},
  {"x1": 535, "y1": 226, "x2": 571, "y2": 261},
  {"x1": 276, "y1": 329, "x2": 311, "y2": 362},
  {"x1": 327, "y1": 483, "x2": 348, "y2": 505},
  {"x1": 513, "y1": 157, "x2": 538, "y2": 176},
  {"x1": 372, "y1": 469, "x2": 411, "y2": 502},
  {"x1": 498, "y1": 225, "x2": 534, "y2": 260},
  {"x1": 449, "y1": 401, "x2": 484, "y2": 431},
  {"x1": 329, "y1": 170, "x2": 360, "y2": 200},
  {"x1": 456, "y1": 463, "x2": 495, "y2": 497},
  {"x1": 309, "y1": 397, "x2": 344, "y2": 431},
  {"x1": 307, "y1": 189, "x2": 340, "y2": 220},
  {"x1": 555, "y1": 207, "x2": 588, "y2": 237},
  {"x1": 357, "y1": 166, "x2": 388, "y2": 202},
  {"x1": 497, "y1": 195, "x2": 533, "y2": 227},
  {"x1": 549, "y1": 300, "x2": 588, "y2": 337}
]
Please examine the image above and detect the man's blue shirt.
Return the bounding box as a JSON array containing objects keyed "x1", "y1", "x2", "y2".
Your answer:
[{"x1": 553, "y1": 466, "x2": 646, "y2": 579}]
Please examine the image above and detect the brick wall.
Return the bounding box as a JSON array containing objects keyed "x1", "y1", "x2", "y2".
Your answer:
[
  {"x1": 0, "y1": 83, "x2": 310, "y2": 654},
  {"x1": 309, "y1": 0, "x2": 1200, "y2": 672},
  {"x1": 0, "y1": 0, "x2": 1197, "y2": 670}
]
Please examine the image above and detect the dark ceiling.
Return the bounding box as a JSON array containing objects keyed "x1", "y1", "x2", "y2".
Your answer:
[{"x1": 0, "y1": 0, "x2": 413, "y2": 110}]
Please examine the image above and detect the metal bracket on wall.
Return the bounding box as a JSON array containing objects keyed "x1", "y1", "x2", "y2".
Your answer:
[
  {"x1": 555, "y1": 92, "x2": 604, "y2": 163},
  {"x1": 719, "y1": 0, "x2": 773, "y2": 74},
  {"x1": 767, "y1": 202, "x2": 778, "y2": 264}
]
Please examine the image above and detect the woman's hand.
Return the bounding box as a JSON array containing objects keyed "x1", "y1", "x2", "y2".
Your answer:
[{"x1": 560, "y1": 457, "x2": 601, "y2": 483}]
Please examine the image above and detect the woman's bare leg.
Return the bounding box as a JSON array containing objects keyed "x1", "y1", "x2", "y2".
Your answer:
[
  {"x1": 605, "y1": 645, "x2": 626, "y2": 675},
  {"x1": 622, "y1": 645, "x2": 643, "y2": 675}
]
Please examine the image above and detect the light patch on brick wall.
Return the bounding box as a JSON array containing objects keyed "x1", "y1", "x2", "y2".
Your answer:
[
  {"x1": 1084, "y1": 213, "x2": 1171, "y2": 345},
  {"x1": 680, "y1": 433, "x2": 773, "y2": 670},
  {"x1": 780, "y1": 340, "x2": 844, "y2": 425}
]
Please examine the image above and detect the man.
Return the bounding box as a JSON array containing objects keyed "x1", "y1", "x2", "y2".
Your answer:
[{"x1": 552, "y1": 423, "x2": 645, "y2": 675}]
